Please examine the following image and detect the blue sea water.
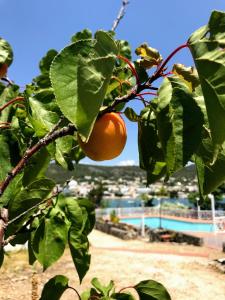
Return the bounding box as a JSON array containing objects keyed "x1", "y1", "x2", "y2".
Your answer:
[{"x1": 122, "y1": 217, "x2": 213, "y2": 232}]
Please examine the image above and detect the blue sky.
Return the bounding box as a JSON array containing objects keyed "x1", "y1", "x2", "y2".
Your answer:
[{"x1": 1, "y1": 0, "x2": 225, "y2": 166}]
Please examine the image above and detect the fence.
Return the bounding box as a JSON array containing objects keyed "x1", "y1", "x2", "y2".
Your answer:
[{"x1": 95, "y1": 207, "x2": 225, "y2": 221}]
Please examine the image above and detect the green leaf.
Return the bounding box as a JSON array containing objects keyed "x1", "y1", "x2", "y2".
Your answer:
[
  {"x1": 40, "y1": 275, "x2": 69, "y2": 300},
  {"x1": 50, "y1": 31, "x2": 117, "y2": 141},
  {"x1": 0, "y1": 84, "x2": 20, "y2": 123},
  {"x1": 39, "y1": 49, "x2": 58, "y2": 74},
  {"x1": 134, "y1": 280, "x2": 171, "y2": 300},
  {"x1": 81, "y1": 288, "x2": 100, "y2": 300},
  {"x1": 71, "y1": 29, "x2": 92, "y2": 43},
  {"x1": 91, "y1": 278, "x2": 115, "y2": 297},
  {"x1": 22, "y1": 147, "x2": 51, "y2": 186},
  {"x1": 28, "y1": 93, "x2": 60, "y2": 137},
  {"x1": 195, "y1": 141, "x2": 225, "y2": 195},
  {"x1": 55, "y1": 135, "x2": 74, "y2": 169},
  {"x1": 156, "y1": 77, "x2": 204, "y2": 175},
  {"x1": 68, "y1": 225, "x2": 90, "y2": 283},
  {"x1": 117, "y1": 40, "x2": 132, "y2": 60},
  {"x1": 63, "y1": 197, "x2": 92, "y2": 282},
  {"x1": 0, "y1": 37, "x2": 13, "y2": 66},
  {"x1": 188, "y1": 10, "x2": 225, "y2": 152},
  {"x1": 124, "y1": 107, "x2": 140, "y2": 122},
  {"x1": 33, "y1": 50, "x2": 58, "y2": 88},
  {"x1": 9, "y1": 178, "x2": 55, "y2": 220},
  {"x1": 0, "y1": 134, "x2": 22, "y2": 207},
  {"x1": 172, "y1": 63, "x2": 200, "y2": 91},
  {"x1": 135, "y1": 43, "x2": 162, "y2": 69},
  {"x1": 138, "y1": 106, "x2": 166, "y2": 184},
  {"x1": 77, "y1": 198, "x2": 96, "y2": 235},
  {"x1": 28, "y1": 218, "x2": 39, "y2": 265},
  {"x1": 112, "y1": 293, "x2": 135, "y2": 300},
  {"x1": 94, "y1": 31, "x2": 118, "y2": 57},
  {"x1": 33, "y1": 212, "x2": 68, "y2": 270}
]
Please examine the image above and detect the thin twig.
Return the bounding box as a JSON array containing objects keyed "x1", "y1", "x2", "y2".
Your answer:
[
  {"x1": 7, "y1": 191, "x2": 60, "y2": 226},
  {"x1": 111, "y1": 0, "x2": 130, "y2": 32}
]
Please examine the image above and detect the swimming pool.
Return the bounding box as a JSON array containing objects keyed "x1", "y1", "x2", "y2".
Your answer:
[{"x1": 122, "y1": 217, "x2": 213, "y2": 232}]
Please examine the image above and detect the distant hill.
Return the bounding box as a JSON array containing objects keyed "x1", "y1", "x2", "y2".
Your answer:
[{"x1": 46, "y1": 162, "x2": 196, "y2": 184}]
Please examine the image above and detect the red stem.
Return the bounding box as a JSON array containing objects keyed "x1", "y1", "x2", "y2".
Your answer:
[
  {"x1": 149, "y1": 43, "x2": 188, "y2": 84},
  {"x1": 117, "y1": 55, "x2": 140, "y2": 85},
  {"x1": 136, "y1": 92, "x2": 157, "y2": 97},
  {"x1": 0, "y1": 96, "x2": 24, "y2": 113}
]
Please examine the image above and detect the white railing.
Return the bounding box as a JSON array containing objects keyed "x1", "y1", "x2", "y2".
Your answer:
[{"x1": 95, "y1": 207, "x2": 225, "y2": 221}]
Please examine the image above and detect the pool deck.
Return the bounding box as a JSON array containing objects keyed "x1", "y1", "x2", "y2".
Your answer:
[{"x1": 119, "y1": 214, "x2": 225, "y2": 249}]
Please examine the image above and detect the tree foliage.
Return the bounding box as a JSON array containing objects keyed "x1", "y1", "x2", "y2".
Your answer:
[{"x1": 0, "y1": 9, "x2": 225, "y2": 299}]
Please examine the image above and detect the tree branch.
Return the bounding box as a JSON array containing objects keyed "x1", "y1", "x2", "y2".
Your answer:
[
  {"x1": 0, "y1": 124, "x2": 76, "y2": 198},
  {"x1": 111, "y1": 0, "x2": 130, "y2": 32}
]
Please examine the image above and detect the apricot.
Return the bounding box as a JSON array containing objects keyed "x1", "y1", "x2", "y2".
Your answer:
[
  {"x1": 78, "y1": 112, "x2": 127, "y2": 161},
  {"x1": 0, "y1": 63, "x2": 8, "y2": 78}
]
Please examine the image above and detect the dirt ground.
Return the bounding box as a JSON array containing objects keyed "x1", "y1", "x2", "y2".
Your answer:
[{"x1": 0, "y1": 230, "x2": 225, "y2": 300}]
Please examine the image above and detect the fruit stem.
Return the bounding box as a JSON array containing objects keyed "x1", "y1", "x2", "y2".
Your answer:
[
  {"x1": 117, "y1": 55, "x2": 140, "y2": 85},
  {"x1": 0, "y1": 96, "x2": 24, "y2": 113},
  {"x1": 68, "y1": 286, "x2": 81, "y2": 300}
]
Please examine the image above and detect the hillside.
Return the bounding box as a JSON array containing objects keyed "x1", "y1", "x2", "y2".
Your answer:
[{"x1": 46, "y1": 162, "x2": 196, "y2": 184}]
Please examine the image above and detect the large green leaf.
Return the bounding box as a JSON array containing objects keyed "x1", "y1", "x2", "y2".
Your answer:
[
  {"x1": 22, "y1": 147, "x2": 51, "y2": 186},
  {"x1": 68, "y1": 226, "x2": 90, "y2": 283},
  {"x1": 32, "y1": 212, "x2": 68, "y2": 270},
  {"x1": 9, "y1": 178, "x2": 55, "y2": 220},
  {"x1": 188, "y1": 10, "x2": 225, "y2": 152},
  {"x1": 156, "y1": 77, "x2": 204, "y2": 175},
  {"x1": 0, "y1": 37, "x2": 13, "y2": 66},
  {"x1": 0, "y1": 134, "x2": 22, "y2": 207},
  {"x1": 55, "y1": 135, "x2": 75, "y2": 169},
  {"x1": 134, "y1": 280, "x2": 171, "y2": 300},
  {"x1": 40, "y1": 275, "x2": 69, "y2": 300},
  {"x1": 77, "y1": 198, "x2": 96, "y2": 235},
  {"x1": 63, "y1": 197, "x2": 91, "y2": 281},
  {"x1": 195, "y1": 140, "x2": 225, "y2": 195},
  {"x1": 28, "y1": 94, "x2": 60, "y2": 137},
  {"x1": 50, "y1": 31, "x2": 118, "y2": 141},
  {"x1": 0, "y1": 84, "x2": 20, "y2": 123},
  {"x1": 138, "y1": 106, "x2": 166, "y2": 184},
  {"x1": 71, "y1": 29, "x2": 92, "y2": 43}
]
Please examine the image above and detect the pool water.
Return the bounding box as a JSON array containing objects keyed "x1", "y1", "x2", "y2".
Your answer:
[{"x1": 122, "y1": 217, "x2": 213, "y2": 232}]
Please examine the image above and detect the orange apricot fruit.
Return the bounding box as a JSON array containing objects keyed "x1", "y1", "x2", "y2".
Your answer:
[
  {"x1": 0, "y1": 63, "x2": 8, "y2": 78},
  {"x1": 78, "y1": 112, "x2": 127, "y2": 161}
]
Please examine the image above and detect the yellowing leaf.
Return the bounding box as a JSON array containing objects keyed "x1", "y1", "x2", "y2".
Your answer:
[
  {"x1": 135, "y1": 43, "x2": 162, "y2": 69},
  {"x1": 172, "y1": 63, "x2": 200, "y2": 91}
]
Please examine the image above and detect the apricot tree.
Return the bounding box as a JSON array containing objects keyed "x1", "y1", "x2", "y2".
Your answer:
[{"x1": 0, "y1": 7, "x2": 225, "y2": 300}]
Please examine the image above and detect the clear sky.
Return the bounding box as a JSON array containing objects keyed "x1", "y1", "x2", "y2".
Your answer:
[{"x1": 1, "y1": 0, "x2": 225, "y2": 166}]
